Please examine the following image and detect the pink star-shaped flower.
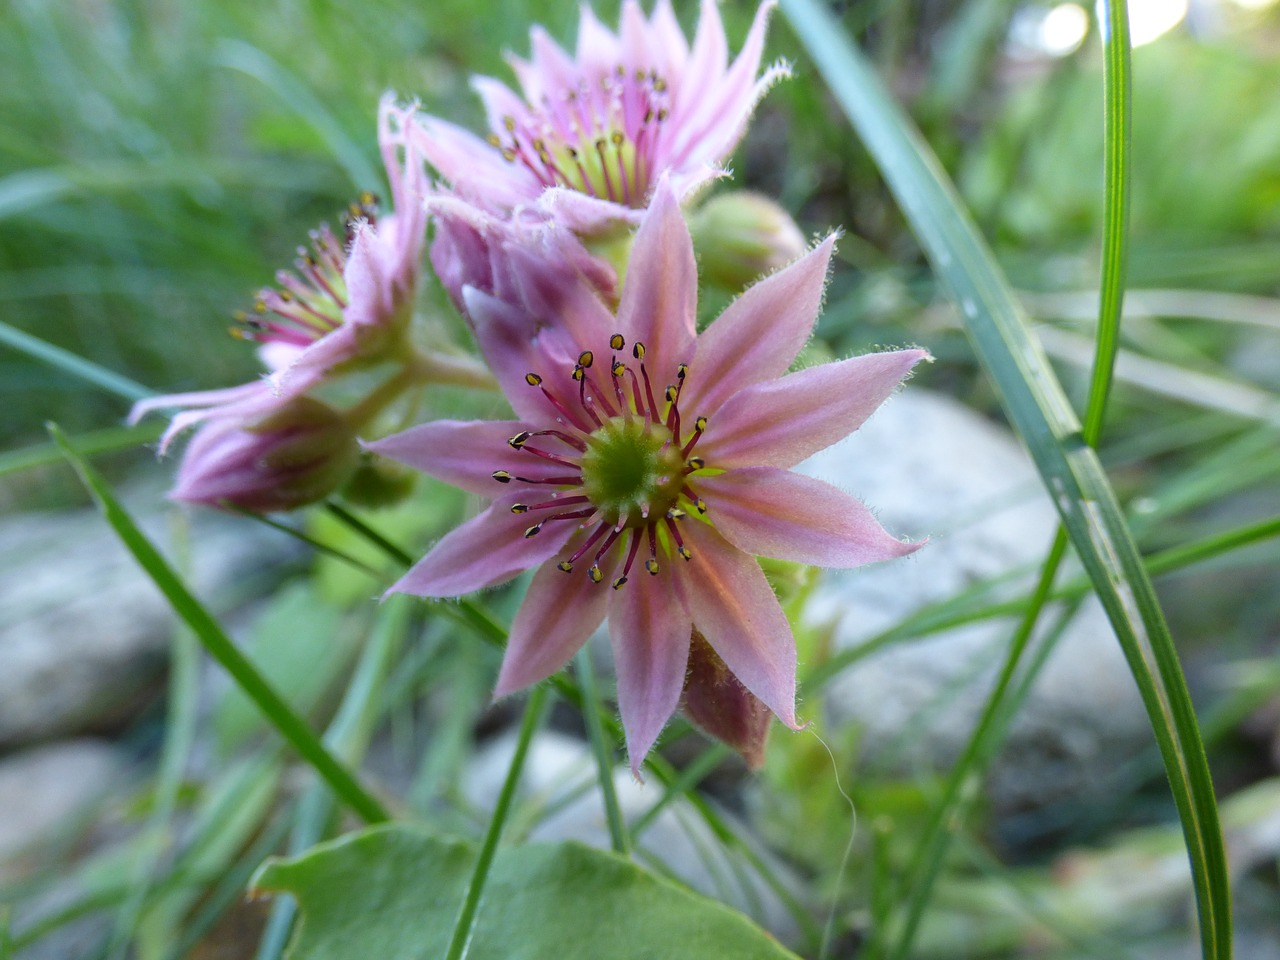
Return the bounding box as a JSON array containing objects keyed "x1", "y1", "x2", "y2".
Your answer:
[
  {"x1": 414, "y1": 0, "x2": 790, "y2": 234},
  {"x1": 370, "y1": 180, "x2": 926, "y2": 774}
]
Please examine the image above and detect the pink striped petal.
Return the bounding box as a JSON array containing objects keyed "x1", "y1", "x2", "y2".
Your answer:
[
  {"x1": 411, "y1": 116, "x2": 540, "y2": 208},
  {"x1": 698, "y1": 467, "x2": 920, "y2": 568},
  {"x1": 462, "y1": 286, "x2": 580, "y2": 422},
  {"x1": 670, "y1": 1, "x2": 783, "y2": 167},
  {"x1": 648, "y1": 0, "x2": 690, "y2": 82},
  {"x1": 677, "y1": 0, "x2": 728, "y2": 120},
  {"x1": 614, "y1": 178, "x2": 697, "y2": 375},
  {"x1": 700, "y1": 348, "x2": 927, "y2": 468},
  {"x1": 386, "y1": 494, "x2": 574, "y2": 598},
  {"x1": 608, "y1": 570, "x2": 693, "y2": 777},
  {"x1": 366, "y1": 420, "x2": 576, "y2": 496},
  {"x1": 575, "y1": 5, "x2": 621, "y2": 76},
  {"x1": 495, "y1": 558, "x2": 612, "y2": 697},
  {"x1": 674, "y1": 519, "x2": 799, "y2": 729},
  {"x1": 683, "y1": 234, "x2": 835, "y2": 414}
]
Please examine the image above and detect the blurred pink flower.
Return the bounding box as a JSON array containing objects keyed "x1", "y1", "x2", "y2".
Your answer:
[
  {"x1": 131, "y1": 94, "x2": 428, "y2": 452},
  {"x1": 167, "y1": 395, "x2": 358, "y2": 513},
  {"x1": 413, "y1": 0, "x2": 789, "y2": 235},
  {"x1": 369, "y1": 180, "x2": 926, "y2": 774}
]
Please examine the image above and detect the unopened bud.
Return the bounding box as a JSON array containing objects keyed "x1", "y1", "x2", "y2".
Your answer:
[
  {"x1": 170, "y1": 396, "x2": 358, "y2": 513},
  {"x1": 689, "y1": 191, "x2": 808, "y2": 291},
  {"x1": 681, "y1": 630, "x2": 772, "y2": 769},
  {"x1": 340, "y1": 452, "x2": 418, "y2": 508}
]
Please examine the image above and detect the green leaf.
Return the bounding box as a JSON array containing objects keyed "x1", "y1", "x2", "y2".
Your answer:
[
  {"x1": 252, "y1": 826, "x2": 800, "y2": 960},
  {"x1": 778, "y1": 2, "x2": 1231, "y2": 958}
]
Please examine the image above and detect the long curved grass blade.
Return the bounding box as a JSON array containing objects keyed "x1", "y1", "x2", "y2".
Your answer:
[
  {"x1": 0, "y1": 422, "x2": 163, "y2": 477},
  {"x1": 779, "y1": 2, "x2": 1231, "y2": 957},
  {"x1": 212, "y1": 40, "x2": 381, "y2": 192},
  {"x1": 1085, "y1": 0, "x2": 1133, "y2": 445},
  {"x1": 50, "y1": 424, "x2": 391, "y2": 826},
  {"x1": 0, "y1": 318, "x2": 154, "y2": 403}
]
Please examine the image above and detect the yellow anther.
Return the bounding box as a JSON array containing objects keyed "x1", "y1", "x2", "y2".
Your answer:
[
  {"x1": 589, "y1": 565, "x2": 604, "y2": 583},
  {"x1": 509, "y1": 431, "x2": 531, "y2": 449},
  {"x1": 645, "y1": 559, "x2": 659, "y2": 576},
  {"x1": 610, "y1": 333, "x2": 625, "y2": 350},
  {"x1": 632, "y1": 342, "x2": 646, "y2": 360},
  {"x1": 558, "y1": 561, "x2": 574, "y2": 573},
  {"x1": 611, "y1": 575, "x2": 628, "y2": 590},
  {"x1": 511, "y1": 504, "x2": 529, "y2": 514},
  {"x1": 523, "y1": 523, "x2": 543, "y2": 539},
  {"x1": 695, "y1": 416, "x2": 708, "y2": 432},
  {"x1": 492, "y1": 471, "x2": 512, "y2": 483},
  {"x1": 612, "y1": 361, "x2": 626, "y2": 377},
  {"x1": 678, "y1": 546, "x2": 692, "y2": 560},
  {"x1": 578, "y1": 350, "x2": 594, "y2": 368},
  {"x1": 525, "y1": 372, "x2": 543, "y2": 386}
]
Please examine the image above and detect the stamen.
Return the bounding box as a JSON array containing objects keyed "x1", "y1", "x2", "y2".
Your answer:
[
  {"x1": 567, "y1": 522, "x2": 611, "y2": 568},
  {"x1": 646, "y1": 525, "x2": 659, "y2": 574},
  {"x1": 610, "y1": 333, "x2": 625, "y2": 350},
  {"x1": 525, "y1": 372, "x2": 543, "y2": 386},
  {"x1": 681, "y1": 416, "x2": 707, "y2": 457},
  {"x1": 511, "y1": 495, "x2": 590, "y2": 514},
  {"x1": 664, "y1": 515, "x2": 692, "y2": 561},
  {"x1": 612, "y1": 529, "x2": 643, "y2": 589}
]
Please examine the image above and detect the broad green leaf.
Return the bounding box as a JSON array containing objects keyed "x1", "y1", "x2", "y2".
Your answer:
[{"x1": 252, "y1": 826, "x2": 800, "y2": 960}]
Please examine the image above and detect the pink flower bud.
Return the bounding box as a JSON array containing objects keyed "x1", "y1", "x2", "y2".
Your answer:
[
  {"x1": 689, "y1": 191, "x2": 809, "y2": 291},
  {"x1": 171, "y1": 396, "x2": 358, "y2": 513},
  {"x1": 682, "y1": 630, "x2": 773, "y2": 769}
]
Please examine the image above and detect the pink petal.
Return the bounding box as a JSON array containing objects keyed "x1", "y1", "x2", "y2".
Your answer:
[
  {"x1": 648, "y1": 0, "x2": 690, "y2": 82},
  {"x1": 461, "y1": 285, "x2": 579, "y2": 422},
  {"x1": 411, "y1": 116, "x2": 540, "y2": 209},
  {"x1": 683, "y1": 234, "x2": 835, "y2": 415},
  {"x1": 576, "y1": 4, "x2": 621, "y2": 76},
  {"x1": 673, "y1": 519, "x2": 799, "y2": 729},
  {"x1": 386, "y1": 494, "x2": 574, "y2": 598},
  {"x1": 494, "y1": 558, "x2": 611, "y2": 697},
  {"x1": 700, "y1": 348, "x2": 927, "y2": 468},
  {"x1": 613, "y1": 178, "x2": 697, "y2": 375},
  {"x1": 534, "y1": 187, "x2": 640, "y2": 235},
  {"x1": 669, "y1": 1, "x2": 784, "y2": 168},
  {"x1": 367, "y1": 420, "x2": 575, "y2": 495},
  {"x1": 608, "y1": 570, "x2": 693, "y2": 777},
  {"x1": 471, "y1": 76, "x2": 529, "y2": 133},
  {"x1": 677, "y1": 0, "x2": 728, "y2": 121},
  {"x1": 698, "y1": 467, "x2": 920, "y2": 568}
]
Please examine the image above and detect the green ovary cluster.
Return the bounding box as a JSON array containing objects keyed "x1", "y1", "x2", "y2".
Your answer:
[{"x1": 580, "y1": 416, "x2": 684, "y2": 526}]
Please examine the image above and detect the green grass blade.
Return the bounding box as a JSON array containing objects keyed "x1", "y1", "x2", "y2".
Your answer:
[
  {"x1": 443, "y1": 685, "x2": 551, "y2": 960},
  {"x1": 0, "y1": 319, "x2": 154, "y2": 403},
  {"x1": 779, "y1": 3, "x2": 1231, "y2": 957},
  {"x1": 576, "y1": 647, "x2": 631, "y2": 856},
  {"x1": 0, "y1": 422, "x2": 162, "y2": 477},
  {"x1": 1085, "y1": 0, "x2": 1133, "y2": 446},
  {"x1": 50, "y1": 424, "x2": 391, "y2": 826},
  {"x1": 212, "y1": 40, "x2": 381, "y2": 192}
]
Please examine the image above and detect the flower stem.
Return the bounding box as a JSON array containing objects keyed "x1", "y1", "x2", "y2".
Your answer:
[
  {"x1": 576, "y1": 646, "x2": 631, "y2": 856},
  {"x1": 409, "y1": 348, "x2": 497, "y2": 391},
  {"x1": 344, "y1": 365, "x2": 423, "y2": 433},
  {"x1": 444, "y1": 685, "x2": 550, "y2": 960}
]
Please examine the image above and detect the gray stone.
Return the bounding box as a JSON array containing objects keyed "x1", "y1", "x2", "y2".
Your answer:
[
  {"x1": 0, "y1": 739, "x2": 126, "y2": 869},
  {"x1": 463, "y1": 731, "x2": 804, "y2": 946},
  {"x1": 798, "y1": 389, "x2": 1149, "y2": 815},
  {"x1": 0, "y1": 481, "x2": 304, "y2": 747}
]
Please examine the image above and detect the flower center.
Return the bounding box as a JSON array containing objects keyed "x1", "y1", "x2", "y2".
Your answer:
[
  {"x1": 233, "y1": 194, "x2": 377, "y2": 348},
  {"x1": 488, "y1": 68, "x2": 670, "y2": 208},
  {"x1": 580, "y1": 416, "x2": 684, "y2": 528},
  {"x1": 494, "y1": 332, "x2": 710, "y2": 588}
]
